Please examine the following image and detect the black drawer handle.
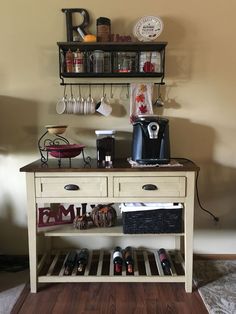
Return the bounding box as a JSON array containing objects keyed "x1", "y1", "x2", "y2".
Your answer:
[
  {"x1": 142, "y1": 184, "x2": 158, "y2": 191},
  {"x1": 64, "y1": 184, "x2": 79, "y2": 191}
]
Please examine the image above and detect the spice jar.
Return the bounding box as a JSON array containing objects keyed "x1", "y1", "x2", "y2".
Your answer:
[{"x1": 96, "y1": 17, "x2": 111, "y2": 42}]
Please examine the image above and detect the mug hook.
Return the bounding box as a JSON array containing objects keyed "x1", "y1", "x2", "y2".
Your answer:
[
  {"x1": 63, "y1": 84, "x2": 67, "y2": 97},
  {"x1": 110, "y1": 84, "x2": 113, "y2": 98},
  {"x1": 126, "y1": 83, "x2": 130, "y2": 98},
  {"x1": 103, "y1": 84, "x2": 106, "y2": 98}
]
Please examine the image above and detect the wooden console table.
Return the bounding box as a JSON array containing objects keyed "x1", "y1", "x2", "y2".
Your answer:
[{"x1": 20, "y1": 158, "x2": 199, "y2": 293}]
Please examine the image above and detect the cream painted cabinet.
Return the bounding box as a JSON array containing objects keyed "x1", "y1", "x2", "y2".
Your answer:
[
  {"x1": 35, "y1": 176, "x2": 107, "y2": 198},
  {"x1": 113, "y1": 176, "x2": 186, "y2": 198},
  {"x1": 20, "y1": 159, "x2": 198, "y2": 293}
]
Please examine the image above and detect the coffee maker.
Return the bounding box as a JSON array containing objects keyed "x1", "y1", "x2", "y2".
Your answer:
[{"x1": 132, "y1": 115, "x2": 170, "y2": 164}]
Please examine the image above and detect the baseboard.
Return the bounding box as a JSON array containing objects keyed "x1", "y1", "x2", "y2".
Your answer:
[{"x1": 194, "y1": 254, "x2": 236, "y2": 260}]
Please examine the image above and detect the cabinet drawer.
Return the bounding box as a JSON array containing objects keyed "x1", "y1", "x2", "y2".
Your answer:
[
  {"x1": 114, "y1": 176, "x2": 186, "y2": 198},
  {"x1": 36, "y1": 177, "x2": 107, "y2": 198}
]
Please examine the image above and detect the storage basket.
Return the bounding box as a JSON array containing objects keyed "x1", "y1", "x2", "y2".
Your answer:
[{"x1": 121, "y1": 203, "x2": 183, "y2": 234}]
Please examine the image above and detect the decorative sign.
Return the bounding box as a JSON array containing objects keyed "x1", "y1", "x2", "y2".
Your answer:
[
  {"x1": 133, "y1": 16, "x2": 164, "y2": 42},
  {"x1": 38, "y1": 204, "x2": 75, "y2": 227},
  {"x1": 111, "y1": 34, "x2": 132, "y2": 42}
]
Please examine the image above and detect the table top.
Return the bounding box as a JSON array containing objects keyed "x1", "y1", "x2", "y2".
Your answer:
[{"x1": 20, "y1": 158, "x2": 199, "y2": 173}]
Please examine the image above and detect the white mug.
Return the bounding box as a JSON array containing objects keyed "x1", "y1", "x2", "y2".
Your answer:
[{"x1": 96, "y1": 97, "x2": 112, "y2": 116}]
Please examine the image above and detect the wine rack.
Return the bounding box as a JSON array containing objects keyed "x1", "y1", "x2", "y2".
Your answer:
[{"x1": 37, "y1": 249, "x2": 185, "y2": 283}]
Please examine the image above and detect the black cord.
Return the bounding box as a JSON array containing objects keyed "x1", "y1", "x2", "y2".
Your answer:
[
  {"x1": 195, "y1": 170, "x2": 219, "y2": 222},
  {"x1": 174, "y1": 157, "x2": 219, "y2": 222}
]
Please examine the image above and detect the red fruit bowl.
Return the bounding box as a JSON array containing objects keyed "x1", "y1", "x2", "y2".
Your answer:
[{"x1": 45, "y1": 144, "x2": 85, "y2": 158}]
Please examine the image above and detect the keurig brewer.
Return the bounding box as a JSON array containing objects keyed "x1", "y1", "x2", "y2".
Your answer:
[{"x1": 132, "y1": 115, "x2": 170, "y2": 164}]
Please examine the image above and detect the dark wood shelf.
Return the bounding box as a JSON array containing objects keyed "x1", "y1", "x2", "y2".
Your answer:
[{"x1": 57, "y1": 41, "x2": 168, "y2": 52}]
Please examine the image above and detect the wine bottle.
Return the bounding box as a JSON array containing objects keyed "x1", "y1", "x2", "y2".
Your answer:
[
  {"x1": 64, "y1": 250, "x2": 77, "y2": 275},
  {"x1": 113, "y1": 246, "x2": 123, "y2": 275},
  {"x1": 158, "y1": 248, "x2": 172, "y2": 275},
  {"x1": 124, "y1": 246, "x2": 134, "y2": 275},
  {"x1": 77, "y1": 248, "x2": 89, "y2": 273}
]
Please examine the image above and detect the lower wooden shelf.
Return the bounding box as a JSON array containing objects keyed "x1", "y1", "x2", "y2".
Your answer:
[
  {"x1": 37, "y1": 249, "x2": 185, "y2": 284},
  {"x1": 39, "y1": 219, "x2": 184, "y2": 237}
]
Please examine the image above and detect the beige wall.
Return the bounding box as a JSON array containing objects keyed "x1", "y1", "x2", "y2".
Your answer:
[{"x1": 0, "y1": 0, "x2": 235, "y2": 254}]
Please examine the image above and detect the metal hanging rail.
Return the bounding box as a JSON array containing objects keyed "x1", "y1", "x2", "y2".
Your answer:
[{"x1": 59, "y1": 82, "x2": 165, "y2": 86}]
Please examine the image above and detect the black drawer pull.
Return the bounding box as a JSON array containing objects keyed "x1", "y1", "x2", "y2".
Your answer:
[
  {"x1": 142, "y1": 184, "x2": 158, "y2": 191},
  {"x1": 64, "y1": 184, "x2": 79, "y2": 191}
]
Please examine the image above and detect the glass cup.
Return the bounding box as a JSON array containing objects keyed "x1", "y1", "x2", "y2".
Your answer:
[
  {"x1": 115, "y1": 52, "x2": 135, "y2": 73},
  {"x1": 90, "y1": 50, "x2": 104, "y2": 73}
]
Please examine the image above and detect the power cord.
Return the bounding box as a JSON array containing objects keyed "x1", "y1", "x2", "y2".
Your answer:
[
  {"x1": 175, "y1": 157, "x2": 220, "y2": 222},
  {"x1": 195, "y1": 170, "x2": 219, "y2": 222}
]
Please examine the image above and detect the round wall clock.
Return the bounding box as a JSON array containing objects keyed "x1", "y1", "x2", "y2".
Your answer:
[{"x1": 133, "y1": 16, "x2": 164, "y2": 42}]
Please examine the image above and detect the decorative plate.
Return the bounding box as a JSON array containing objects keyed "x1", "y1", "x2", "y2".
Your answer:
[
  {"x1": 133, "y1": 16, "x2": 164, "y2": 42},
  {"x1": 45, "y1": 144, "x2": 85, "y2": 158}
]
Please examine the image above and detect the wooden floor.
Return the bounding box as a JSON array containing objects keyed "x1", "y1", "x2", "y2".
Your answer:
[{"x1": 12, "y1": 282, "x2": 208, "y2": 314}]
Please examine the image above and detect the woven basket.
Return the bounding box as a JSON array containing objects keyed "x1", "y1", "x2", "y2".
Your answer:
[{"x1": 122, "y1": 208, "x2": 182, "y2": 234}]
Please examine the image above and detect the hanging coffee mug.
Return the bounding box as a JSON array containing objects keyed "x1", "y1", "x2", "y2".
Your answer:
[
  {"x1": 90, "y1": 50, "x2": 104, "y2": 73},
  {"x1": 96, "y1": 97, "x2": 112, "y2": 116}
]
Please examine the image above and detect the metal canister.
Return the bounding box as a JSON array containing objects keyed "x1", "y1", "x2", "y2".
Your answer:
[
  {"x1": 96, "y1": 17, "x2": 111, "y2": 42},
  {"x1": 73, "y1": 49, "x2": 84, "y2": 73}
]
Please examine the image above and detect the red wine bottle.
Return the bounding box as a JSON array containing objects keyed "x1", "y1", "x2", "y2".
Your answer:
[
  {"x1": 124, "y1": 246, "x2": 134, "y2": 275},
  {"x1": 113, "y1": 246, "x2": 123, "y2": 275},
  {"x1": 158, "y1": 248, "x2": 172, "y2": 275},
  {"x1": 77, "y1": 248, "x2": 89, "y2": 273},
  {"x1": 64, "y1": 250, "x2": 77, "y2": 275}
]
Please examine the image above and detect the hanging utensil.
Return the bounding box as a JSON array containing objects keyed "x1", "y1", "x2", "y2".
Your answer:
[{"x1": 154, "y1": 84, "x2": 164, "y2": 107}]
